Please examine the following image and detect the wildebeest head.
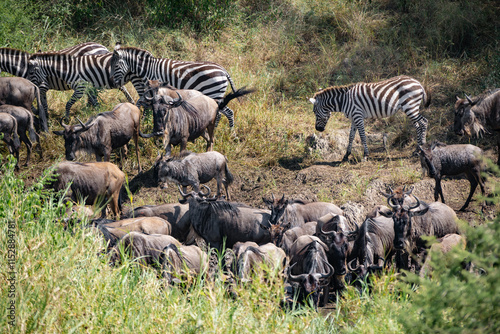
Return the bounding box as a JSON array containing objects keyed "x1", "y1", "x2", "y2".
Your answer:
[
  {"x1": 287, "y1": 260, "x2": 333, "y2": 307},
  {"x1": 262, "y1": 193, "x2": 288, "y2": 225},
  {"x1": 53, "y1": 117, "x2": 95, "y2": 160},
  {"x1": 260, "y1": 221, "x2": 290, "y2": 247},
  {"x1": 320, "y1": 223, "x2": 359, "y2": 276},
  {"x1": 454, "y1": 95, "x2": 486, "y2": 137},
  {"x1": 177, "y1": 184, "x2": 211, "y2": 204},
  {"x1": 381, "y1": 186, "x2": 429, "y2": 250}
]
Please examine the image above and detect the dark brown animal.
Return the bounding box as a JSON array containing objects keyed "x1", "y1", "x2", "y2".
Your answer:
[
  {"x1": 155, "y1": 151, "x2": 234, "y2": 200},
  {"x1": 263, "y1": 194, "x2": 343, "y2": 228},
  {"x1": 0, "y1": 113, "x2": 20, "y2": 168},
  {"x1": 381, "y1": 186, "x2": 459, "y2": 271},
  {"x1": 419, "y1": 233, "x2": 466, "y2": 278},
  {"x1": 139, "y1": 85, "x2": 252, "y2": 156},
  {"x1": 48, "y1": 161, "x2": 125, "y2": 217},
  {"x1": 53, "y1": 102, "x2": 143, "y2": 172},
  {"x1": 97, "y1": 217, "x2": 172, "y2": 249},
  {"x1": 0, "y1": 104, "x2": 40, "y2": 166},
  {"x1": 0, "y1": 77, "x2": 44, "y2": 132},
  {"x1": 418, "y1": 141, "x2": 485, "y2": 211},
  {"x1": 454, "y1": 89, "x2": 500, "y2": 164},
  {"x1": 178, "y1": 186, "x2": 271, "y2": 251},
  {"x1": 109, "y1": 232, "x2": 181, "y2": 266},
  {"x1": 160, "y1": 244, "x2": 208, "y2": 284},
  {"x1": 287, "y1": 235, "x2": 334, "y2": 307},
  {"x1": 122, "y1": 203, "x2": 191, "y2": 242}
]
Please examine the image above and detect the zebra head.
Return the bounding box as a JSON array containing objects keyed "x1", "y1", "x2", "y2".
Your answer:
[
  {"x1": 309, "y1": 90, "x2": 336, "y2": 132},
  {"x1": 27, "y1": 58, "x2": 45, "y2": 87},
  {"x1": 111, "y1": 44, "x2": 129, "y2": 87}
]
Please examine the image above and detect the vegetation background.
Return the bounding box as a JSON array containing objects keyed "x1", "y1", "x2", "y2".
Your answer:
[{"x1": 0, "y1": 0, "x2": 499, "y2": 332}]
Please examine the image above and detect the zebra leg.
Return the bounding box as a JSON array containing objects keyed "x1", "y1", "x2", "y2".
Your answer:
[
  {"x1": 221, "y1": 106, "x2": 235, "y2": 129},
  {"x1": 343, "y1": 123, "x2": 358, "y2": 162},
  {"x1": 66, "y1": 84, "x2": 86, "y2": 120},
  {"x1": 86, "y1": 91, "x2": 99, "y2": 107},
  {"x1": 214, "y1": 111, "x2": 222, "y2": 128},
  {"x1": 414, "y1": 116, "x2": 428, "y2": 146},
  {"x1": 355, "y1": 118, "x2": 370, "y2": 161}
]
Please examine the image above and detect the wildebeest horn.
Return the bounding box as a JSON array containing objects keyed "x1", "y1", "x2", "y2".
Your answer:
[
  {"x1": 347, "y1": 223, "x2": 360, "y2": 238},
  {"x1": 287, "y1": 263, "x2": 305, "y2": 282},
  {"x1": 76, "y1": 117, "x2": 86, "y2": 129},
  {"x1": 386, "y1": 195, "x2": 399, "y2": 210},
  {"x1": 348, "y1": 258, "x2": 360, "y2": 272},
  {"x1": 199, "y1": 185, "x2": 211, "y2": 197},
  {"x1": 177, "y1": 185, "x2": 193, "y2": 199},
  {"x1": 59, "y1": 117, "x2": 68, "y2": 128},
  {"x1": 409, "y1": 194, "x2": 421, "y2": 210},
  {"x1": 271, "y1": 193, "x2": 275, "y2": 203},
  {"x1": 465, "y1": 94, "x2": 473, "y2": 105},
  {"x1": 318, "y1": 259, "x2": 334, "y2": 280},
  {"x1": 167, "y1": 92, "x2": 184, "y2": 108},
  {"x1": 143, "y1": 88, "x2": 155, "y2": 101},
  {"x1": 404, "y1": 185, "x2": 414, "y2": 196},
  {"x1": 320, "y1": 223, "x2": 337, "y2": 236}
]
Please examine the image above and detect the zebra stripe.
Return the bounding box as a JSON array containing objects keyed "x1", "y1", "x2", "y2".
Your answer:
[
  {"x1": 0, "y1": 43, "x2": 111, "y2": 131},
  {"x1": 28, "y1": 52, "x2": 144, "y2": 120},
  {"x1": 111, "y1": 45, "x2": 238, "y2": 129},
  {"x1": 310, "y1": 75, "x2": 429, "y2": 161}
]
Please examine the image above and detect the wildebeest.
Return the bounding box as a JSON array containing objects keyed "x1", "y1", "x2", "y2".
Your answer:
[
  {"x1": 178, "y1": 186, "x2": 271, "y2": 251},
  {"x1": 109, "y1": 232, "x2": 181, "y2": 266},
  {"x1": 96, "y1": 217, "x2": 172, "y2": 249},
  {"x1": 233, "y1": 242, "x2": 286, "y2": 282},
  {"x1": 419, "y1": 233, "x2": 466, "y2": 278},
  {"x1": 381, "y1": 186, "x2": 459, "y2": 270},
  {"x1": 0, "y1": 105, "x2": 40, "y2": 166},
  {"x1": 362, "y1": 216, "x2": 396, "y2": 267},
  {"x1": 156, "y1": 151, "x2": 234, "y2": 200},
  {"x1": 138, "y1": 84, "x2": 252, "y2": 156},
  {"x1": 264, "y1": 221, "x2": 317, "y2": 255},
  {"x1": 122, "y1": 203, "x2": 191, "y2": 242},
  {"x1": 262, "y1": 194, "x2": 343, "y2": 228},
  {"x1": 418, "y1": 141, "x2": 485, "y2": 211},
  {"x1": 53, "y1": 102, "x2": 143, "y2": 172},
  {"x1": 160, "y1": 243, "x2": 208, "y2": 284},
  {"x1": 0, "y1": 113, "x2": 20, "y2": 168},
  {"x1": 287, "y1": 235, "x2": 334, "y2": 307},
  {"x1": 454, "y1": 89, "x2": 500, "y2": 164},
  {"x1": 0, "y1": 77, "x2": 44, "y2": 132},
  {"x1": 48, "y1": 161, "x2": 125, "y2": 217}
]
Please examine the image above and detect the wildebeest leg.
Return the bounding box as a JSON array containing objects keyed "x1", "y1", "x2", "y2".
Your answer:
[
  {"x1": 320, "y1": 285, "x2": 330, "y2": 307},
  {"x1": 133, "y1": 130, "x2": 142, "y2": 173},
  {"x1": 216, "y1": 175, "x2": 222, "y2": 199},
  {"x1": 206, "y1": 125, "x2": 215, "y2": 152},
  {"x1": 19, "y1": 131, "x2": 32, "y2": 166},
  {"x1": 497, "y1": 135, "x2": 500, "y2": 166},
  {"x1": 434, "y1": 177, "x2": 445, "y2": 203},
  {"x1": 460, "y1": 173, "x2": 479, "y2": 211}
]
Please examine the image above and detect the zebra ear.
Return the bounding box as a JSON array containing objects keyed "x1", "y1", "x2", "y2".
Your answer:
[{"x1": 309, "y1": 98, "x2": 316, "y2": 105}]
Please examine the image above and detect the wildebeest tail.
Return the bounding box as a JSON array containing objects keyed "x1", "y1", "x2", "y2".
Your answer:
[
  {"x1": 97, "y1": 225, "x2": 117, "y2": 249},
  {"x1": 26, "y1": 109, "x2": 38, "y2": 143},
  {"x1": 423, "y1": 85, "x2": 432, "y2": 108},
  {"x1": 225, "y1": 160, "x2": 234, "y2": 185},
  {"x1": 218, "y1": 87, "x2": 255, "y2": 111}
]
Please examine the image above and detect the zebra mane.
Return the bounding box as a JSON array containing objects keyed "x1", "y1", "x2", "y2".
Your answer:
[
  {"x1": 313, "y1": 85, "x2": 352, "y2": 98},
  {"x1": 118, "y1": 46, "x2": 154, "y2": 57},
  {"x1": 0, "y1": 47, "x2": 29, "y2": 55}
]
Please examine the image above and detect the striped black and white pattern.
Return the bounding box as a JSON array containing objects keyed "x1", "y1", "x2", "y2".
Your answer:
[
  {"x1": 310, "y1": 75, "x2": 430, "y2": 161},
  {"x1": 0, "y1": 42, "x2": 112, "y2": 131},
  {"x1": 111, "y1": 45, "x2": 238, "y2": 129},
  {"x1": 27, "y1": 52, "x2": 144, "y2": 121}
]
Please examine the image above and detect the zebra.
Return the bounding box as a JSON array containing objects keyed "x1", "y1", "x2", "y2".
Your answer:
[
  {"x1": 27, "y1": 52, "x2": 145, "y2": 122},
  {"x1": 0, "y1": 42, "x2": 111, "y2": 132},
  {"x1": 110, "y1": 44, "x2": 239, "y2": 130},
  {"x1": 309, "y1": 75, "x2": 430, "y2": 162}
]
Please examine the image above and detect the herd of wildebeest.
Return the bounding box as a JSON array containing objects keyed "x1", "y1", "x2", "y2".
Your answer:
[{"x1": 1, "y1": 41, "x2": 499, "y2": 307}]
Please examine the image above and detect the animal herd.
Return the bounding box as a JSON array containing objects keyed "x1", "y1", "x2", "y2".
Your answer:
[{"x1": 0, "y1": 41, "x2": 494, "y2": 308}]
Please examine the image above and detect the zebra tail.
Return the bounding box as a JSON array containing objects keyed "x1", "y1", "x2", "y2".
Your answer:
[
  {"x1": 226, "y1": 73, "x2": 237, "y2": 94},
  {"x1": 218, "y1": 87, "x2": 255, "y2": 111}
]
